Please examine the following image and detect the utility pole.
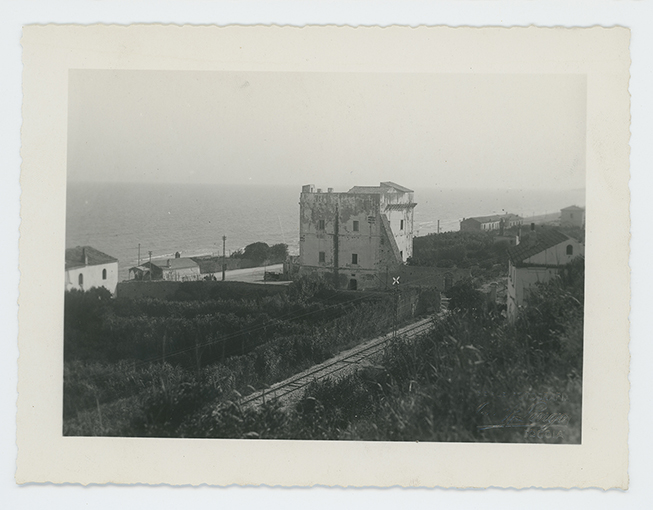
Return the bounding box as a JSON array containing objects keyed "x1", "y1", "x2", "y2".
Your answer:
[
  {"x1": 333, "y1": 203, "x2": 340, "y2": 289},
  {"x1": 437, "y1": 220, "x2": 440, "y2": 234},
  {"x1": 148, "y1": 251, "x2": 152, "y2": 280},
  {"x1": 392, "y1": 276, "x2": 400, "y2": 339},
  {"x1": 222, "y1": 235, "x2": 227, "y2": 281},
  {"x1": 138, "y1": 243, "x2": 141, "y2": 266}
]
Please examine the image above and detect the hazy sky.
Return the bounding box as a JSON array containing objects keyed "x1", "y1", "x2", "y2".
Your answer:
[{"x1": 68, "y1": 70, "x2": 586, "y2": 191}]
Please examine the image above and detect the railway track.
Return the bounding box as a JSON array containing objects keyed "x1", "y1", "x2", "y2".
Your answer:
[{"x1": 230, "y1": 314, "x2": 438, "y2": 410}]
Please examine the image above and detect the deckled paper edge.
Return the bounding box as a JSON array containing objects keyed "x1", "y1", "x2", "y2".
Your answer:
[{"x1": 17, "y1": 24, "x2": 630, "y2": 488}]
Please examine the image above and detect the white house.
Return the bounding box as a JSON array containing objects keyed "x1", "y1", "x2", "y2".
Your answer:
[
  {"x1": 506, "y1": 229, "x2": 584, "y2": 321},
  {"x1": 460, "y1": 213, "x2": 523, "y2": 232},
  {"x1": 560, "y1": 205, "x2": 585, "y2": 228},
  {"x1": 65, "y1": 246, "x2": 119, "y2": 295}
]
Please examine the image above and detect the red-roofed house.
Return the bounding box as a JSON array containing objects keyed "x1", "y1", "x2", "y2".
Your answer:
[
  {"x1": 65, "y1": 246, "x2": 119, "y2": 295},
  {"x1": 506, "y1": 229, "x2": 584, "y2": 321}
]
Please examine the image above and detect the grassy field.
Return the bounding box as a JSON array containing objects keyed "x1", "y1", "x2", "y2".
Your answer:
[
  {"x1": 64, "y1": 276, "x2": 415, "y2": 435},
  {"x1": 156, "y1": 259, "x2": 584, "y2": 443},
  {"x1": 64, "y1": 259, "x2": 583, "y2": 443}
]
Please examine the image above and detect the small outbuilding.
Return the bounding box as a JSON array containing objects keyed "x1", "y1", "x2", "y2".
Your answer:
[{"x1": 130, "y1": 257, "x2": 201, "y2": 282}]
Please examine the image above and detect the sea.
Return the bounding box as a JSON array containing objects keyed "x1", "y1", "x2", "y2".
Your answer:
[{"x1": 66, "y1": 182, "x2": 585, "y2": 282}]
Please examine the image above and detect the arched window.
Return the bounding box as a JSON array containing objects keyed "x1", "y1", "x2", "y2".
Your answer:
[
  {"x1": 566, "y1": 244, "x2": 573, "y2": 255},
  {"x1": 102, "y1": 268, "x2": 107, "y2": 280},
  {"x1": 78, "y1": 273, "x2": 84, "y2": 286}
]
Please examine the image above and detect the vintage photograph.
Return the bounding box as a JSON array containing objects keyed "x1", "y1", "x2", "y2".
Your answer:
[{"x1": 63, "y1": 70, "x2": 586, "y2": 443}]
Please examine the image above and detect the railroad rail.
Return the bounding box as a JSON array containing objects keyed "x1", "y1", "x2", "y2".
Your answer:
[{"x1": 231, "y1": 315, "x2": 437, "y2": 410}]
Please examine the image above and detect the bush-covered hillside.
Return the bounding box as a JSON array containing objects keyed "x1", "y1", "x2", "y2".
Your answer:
[
  {"x1": 63, "y1": 275, "x2": 417, "y2": 435},
  {"x1": 410, "y1": 230, "x2": 511, "y2": 270},
  {"x1": 168, "y1": 258, "x2": 585, "y2": 443}
]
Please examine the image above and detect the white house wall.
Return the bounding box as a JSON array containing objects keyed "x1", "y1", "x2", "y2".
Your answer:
[
  {"x1": 161, "y1": 266, "x2": 201, "y2": 281},
  {"x1": 507, "y1": 238, "x2": 584, "y2": 320},
  {"x1": 65, "y1": 262, "x2": 119, "y2": 295},
  {"x1": 384, "y1": 207, "x2": 414, "y2": 260},
  {"x1": 507, "y1": 263, "x2": 560, "y2": 319},
  {"x1": 523, "y1": 239, "x2": 584, "y2": 266},
  {"x1": 561, "y1": 209, "x2": 585, "y2": 228},
  {"x1": 380, "y1": 191, "x2": 415, "y2": 261}
]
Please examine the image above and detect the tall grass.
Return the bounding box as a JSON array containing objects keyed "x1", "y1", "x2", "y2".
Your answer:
[
  {"x1": 64, "y1": 279, "x2": 410, "y2": 434},
  {"x1": 65, "y1": 261, "x2": 583, "y2": 442},
  {"x1": 173, "y1": 259, "x2": 584, "y2": 443}
]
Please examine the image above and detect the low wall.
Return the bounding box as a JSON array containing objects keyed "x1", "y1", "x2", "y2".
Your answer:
[
  {"x1": 192, "y1": 256, "x2": 287, "y2": 274},
  {"x1": 117, "y1": 279, "x2": 289, "y2": 301},
  {"x1": 191, "y1": 257, "x2": 257, "y2": 273},
  {"x1": 397, "y1": 265, "x2": 471, "y2": 291}
]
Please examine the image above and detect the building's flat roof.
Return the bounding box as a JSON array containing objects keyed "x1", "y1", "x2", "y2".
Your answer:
[
  {"x1": 149, "y1": 257, "x2": 199, "y2": 270},
  {"x1": 462, "y1": 213, "x2": 522, "y2": 224},
  {"x1": 348, "y1": 181, "x2": 414, "y2": 195},
  {"x1": 381, "y1": 181, "x2": 414, "y2": 193},
  {"x1": 348, "y1": 186, "x2": 383, "y2": 194}
]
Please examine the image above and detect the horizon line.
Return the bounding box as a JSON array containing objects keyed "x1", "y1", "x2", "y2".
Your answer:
[{"x1": 67, "y1": 179, "x2": 586, "y2": 192}]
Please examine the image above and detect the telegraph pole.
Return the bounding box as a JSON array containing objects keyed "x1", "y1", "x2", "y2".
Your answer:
[
  {"x1": 138, "y1": 243, "x2": 141, "y2": 266},
  {"x1": 333, "y1": 203, "x2": 340, "y2": 289},
  {"x1": 392, "y1": 276, "x2": 400, "y2": 339},
  {"x1": 148, "y1": 251, "x2": 152, "y2": 280},
  {"x1": 222, "y1": 235, "x2": 227, "y2": 281}
]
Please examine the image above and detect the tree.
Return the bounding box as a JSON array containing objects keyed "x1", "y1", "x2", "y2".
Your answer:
[
  {"x1": 269, "y1": 243, "x2": 288, "y2": 262},
  {"x1": 446, "y1": 280, "x2": 486, "y2": 315},
  {"x1": 243, "y1": 242, "x2": 270, "y2": 265}
]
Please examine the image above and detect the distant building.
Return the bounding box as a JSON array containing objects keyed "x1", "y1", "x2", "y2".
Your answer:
[
  {"x1": 560, "y1": 205, "x2": 585, "y2": 228},
  {"x1": 299, "y1": 181, "x2": 416, "y2": 290},
  {"x1": 506, "y1": 228, "x2": 584, "y2": 321},
  {"x1": 130, "y1": 257, "x2": 201, "y2": 281},
  {"x1": 65, "y1": 246, "x2": 119, "y2": 295},
  {"x1": 460, "y1": 213, "x2": 523, "y2": 232}
]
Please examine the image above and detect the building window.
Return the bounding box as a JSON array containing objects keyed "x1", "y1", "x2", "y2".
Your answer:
[
  {"x1": 102, "y1": 268, "x2": 107, "y2": 280},
  {"x1": 400, "y1": 251, "x2": 403, "y2": 260},
  {"x1": 353, "y1": 220, "x2": 359, "y2": 232},
  {"x1": 78, "y1": 273, "x2": 83, "y2": 286},
  {"x1": 351, "y1": 253, "x2": 358, "y2": 265},
  {"x1": 318, "y1": 219, "x2": 325, "y2": 230},
  {"x1": 566, "y1": 244, "x2": 574, "y2": 255},
  {"x1": 400, "y1": 219, "x2": 404, "y2": 230},
  {"x1": 348, "y1": 279, "x2": 358, "y2": 290},
  {"x1": 319, "y1": 251, "x2": 325, "y2": 263}
]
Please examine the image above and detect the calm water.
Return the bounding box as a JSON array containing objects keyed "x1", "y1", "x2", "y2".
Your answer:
[{"x1": 66, "y1": 182, "x2": 585, "y2": 281}]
